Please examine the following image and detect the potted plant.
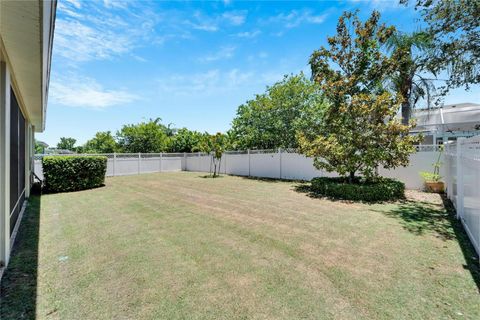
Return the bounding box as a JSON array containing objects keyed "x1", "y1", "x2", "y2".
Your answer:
[{"x1": 419, "y1": 146, "x2": 444, "y2": 193}]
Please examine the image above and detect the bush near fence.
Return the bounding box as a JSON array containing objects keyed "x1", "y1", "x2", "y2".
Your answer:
[
  {"x1": 310, "y1": 177, "x2": 405, "y2": 202},
  {"x1": 42, "y1": 156, "x2": 107, "y2": 193}
]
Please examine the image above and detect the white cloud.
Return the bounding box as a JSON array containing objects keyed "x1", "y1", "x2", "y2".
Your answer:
[
  {"x1": 157, "y1": 69, "x2": 258, "y2": 97},
  {"x1": 347, "y1": 0, "x2": 404, "y2": 12},
  {"x1": 190, "y1": 22, "x2": 219, "y2": 32},
  {"x1": 55, "y1": 1, "x2": 163, "y2": 62},
  {"x1": 199, "y1": 46, "x2": 236, "y2": 62},
  {"x1": 156, "y1": 68, "x2": 296, "y2": 98},
  {"x1": 186, "y1": 10, "x2": 247, "y2": 32},
  {"x1": 223, "y1": 11, "x2": 247, "y2": 26},
  {"x1": 267, "y1": 10, "x2": 328, "y2": 28},
  {"x1": 54, "y1": 19, "x2": 133, "y2": 62},
  {"x1": 236, "y1": 30, "x2": 261, "y2": 38},
  {"x1": 50, "y1": 76, "x2": 138, "y2": 109},
  {"x1": 64, "y1": 0, "x2": 81, "y2": 9},
  {"x1": 103, "y1": 0, "x2": 129, "y2": 9}
]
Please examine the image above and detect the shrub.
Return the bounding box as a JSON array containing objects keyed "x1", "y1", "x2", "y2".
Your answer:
[
  {"x1": 310, "y1": 177, "x2": 405, "y2": 202},
  {"x1": 42, "y1": 156, "x2": 107, "y2": 193}
]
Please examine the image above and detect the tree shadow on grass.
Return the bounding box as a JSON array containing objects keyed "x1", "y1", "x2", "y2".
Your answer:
[
  {"x1": 381, "y1": 198, "x2": 456, "y2": 240},
  {"x1": 198, "y1": 174, "x2": 225, "y2": 179},
  {"x1": 296, "y1": 182, "x2": 480, "y2": 291},
  {"x1": 0, "y1": 194, "x2": 41, "y2": 319},
  {"x1": 377, "y1": 195, "x2": 480, "y2": 292}
]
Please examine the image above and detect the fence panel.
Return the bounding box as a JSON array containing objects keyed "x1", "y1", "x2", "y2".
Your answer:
[
  {"x1": 281, "y1": 153, "x2": 323, "y2": 180},
  {"x1": 250, "y1": 152, "x2": 281, "y2": 179},
  {"x1": 445, "y1": 137, "x2": 480, "y2": 257},
  {"x1": 225, "y1": 153, "x2": 249, "y2": 176}
]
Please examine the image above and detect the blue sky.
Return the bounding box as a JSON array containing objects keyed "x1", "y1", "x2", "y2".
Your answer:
[{"x1": 37, "y1": 0, "x2": 480, "y2": 146}]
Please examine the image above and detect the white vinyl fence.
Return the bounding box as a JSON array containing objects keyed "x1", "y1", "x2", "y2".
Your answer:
[
  {"x1": 445, "y1": 136, "x2": 480, "y2": 256},
  {"x1": 34, "y1": 145, "x2": 443, "y2": 189}
]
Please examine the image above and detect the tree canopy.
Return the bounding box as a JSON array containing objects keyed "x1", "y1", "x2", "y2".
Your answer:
[
  {"x1": 56, "y1": 137, "x2": 77, "y2": 151},
  {"x1": 116, "y1": 118, "x2": 170, "y2": 153},
  {"x1": 230, "y1": 73, "x2": 326, "y2": 150},
  {"x1": 83, "y1": 131, "x2": 118, "y2": 154},
  {"x1": 299, "y1": 10, "x2": 418, "y2": 182},
  {"x1": 385, "y1": 30, "x2": 435, "y2": 124},
  {"x1": 402, "y1": 0, "x2": 480, "y2": 90},
  {"x1": 168, "y1": 128, "x2": 205, "y2": 153}
]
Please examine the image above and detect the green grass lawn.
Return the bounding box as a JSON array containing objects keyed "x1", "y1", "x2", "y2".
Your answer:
[{"x1": 1, "y1": 172, "x2": 479, "y2": 319}]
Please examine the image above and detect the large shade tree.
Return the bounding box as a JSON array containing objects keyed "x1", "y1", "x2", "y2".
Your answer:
[
  {"x1": 299, "y1": 10, "x2": 418, "y2": 182},
  {"x1": 83, "y1": 131, "x2": 119, "y2": 153},
  {"x1": 168, "y1": 128, "x2": 204, "y2": 153},
  {"x1": 402, "y1": 0, "x2": 480, "y2": 90},
  {"x1": 116, "y1": 118, "x2": 170, "y2": 153},
  {"x1": 56, "y1": 137, "x2": 77, "y2": 151},
  {"x1": 230, "y1": 73, "x2": 326, "y2": 150}
]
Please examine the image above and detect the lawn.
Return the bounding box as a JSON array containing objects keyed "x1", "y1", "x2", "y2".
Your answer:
[{"x1": 1, "y1": 172, "x2": 479, "y2": 319}]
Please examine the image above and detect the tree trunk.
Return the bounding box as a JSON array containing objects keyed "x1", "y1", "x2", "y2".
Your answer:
[
  {"x1": 401, "y1": 101, "x2": 411, "y2": 125},
  {"x1": 349, "y1": 171, "x2": 355, "y2": 184}
]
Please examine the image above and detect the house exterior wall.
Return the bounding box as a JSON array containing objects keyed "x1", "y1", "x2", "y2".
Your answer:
[
  {"x1": 0, "y1": 0, "x2": 55, "y2": 271},
  {"x1": 0, "y1": 62, "x2": 35, "y2": 267}
]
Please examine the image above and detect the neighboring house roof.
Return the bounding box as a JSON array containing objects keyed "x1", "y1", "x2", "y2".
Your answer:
[
  {"x1": 0, "y1": 0, "x2": 57, "y2": 132},
  {"x1": 37, "y1": 141, "x2": 49, "y2": 148},
  {"x1": 411, "y1": 103, "x2": 480, "y2": 133}
]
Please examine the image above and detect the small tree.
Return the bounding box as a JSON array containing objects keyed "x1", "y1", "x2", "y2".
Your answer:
[
  {"x1": 299, "y1": 10, "x2": 419, "y2": 183},
  {"x1": 199, "y1": 133, "x2": 225, "y2": 178}
]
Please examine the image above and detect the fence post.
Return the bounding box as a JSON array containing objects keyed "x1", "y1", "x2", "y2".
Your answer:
[
  {"x1": 160, "y1": 153, "x2": 163, "y2": 172},
  {"x1": 456, "y1": 138, "x2": 465, "y2": 219},
  {"x1": 279, "y1": 148, "x2": 282, "y2": 179},
  {"x1": 184, "y1": 152, "x2": 187, "y2": 171},
  {"x1": 446, "y1": 143, "x2": 453, "y2": 200},
  {"x1": 224, "y1": 152, "x2": 227, "y2": 174},
  {"x1": 113, "y1": 153, "x2": 116, "y2": 176},
  {"x1": 248, "y1": 149, "x2": 251, "y2": 177},
  {"x1": 138, "y1": 153, "x2": 141, "y2": 175}
]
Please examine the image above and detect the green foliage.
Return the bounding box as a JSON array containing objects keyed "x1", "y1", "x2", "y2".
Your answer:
[
  {"x1": 168, "y1": 128, "x2": 204, "y2": 152},
  {"x1": 198, "y1": 133, "x2": 226, "y2": 177},
  {"x1": 419, "y1": 171, "x2": 441, "y2": 183},
  {"x1": 35, "y1": 140, "x2": 48, "y2": 154},
  {"x1": 419, "y1": 145, "x2": 443, "y2": 182},
  {"x1": 385, "y1": 31, "x2": 435, "y2": 124},
  {"x1": 83, "y1": 131, "x2": 119, "y2": 153},
  {"x1": 299, "y1": 11, "x2": 419, "y2": 182},
  {"x1": 403, "y1": 0, "x2": 480, "y2": 90},
  {"x1": 230, "y1": 73, "x2": 326, "y2": 150},
  {"x1": 56, "y1": 137, "x2": 77, "y2": 151},
  {"x1": 42, "y1": 156, "x2": 107, "y2": 193},
  {"x1": 116, "y1": 118, "x2": 170, "y2": 153},
  {"x1": 310, "y1": 177, "x2": 405, "y2": 202}
]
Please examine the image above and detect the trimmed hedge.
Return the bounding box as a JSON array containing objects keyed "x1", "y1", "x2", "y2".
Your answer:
[
  {"x1": 310, "y1": 177, "x2": 405, "y2": 202},
  {"x1": 42, "y1": 156, "x2": 107, "y2": 193}
]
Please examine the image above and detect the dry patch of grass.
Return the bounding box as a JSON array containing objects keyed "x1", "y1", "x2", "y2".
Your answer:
[{"x1": 1, "y1": 172, "x2": 479, "y2": 319}]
